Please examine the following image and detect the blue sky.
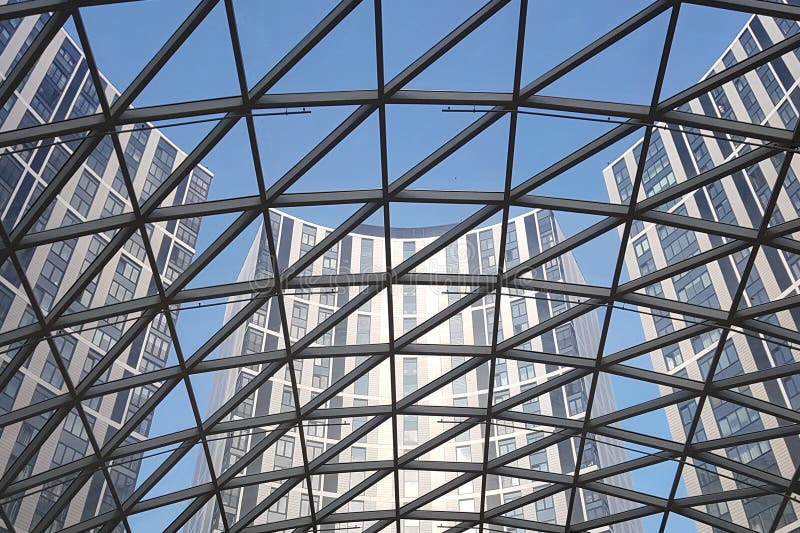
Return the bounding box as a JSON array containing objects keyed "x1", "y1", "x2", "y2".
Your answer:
[{"x1": 65, "y1": 1, "x2": 751, "y2": 530}]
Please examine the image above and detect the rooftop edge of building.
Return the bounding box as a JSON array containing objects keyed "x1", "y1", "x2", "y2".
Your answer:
[{"x1": 271, "y1": 206, "x2": 550, "y2": 240}]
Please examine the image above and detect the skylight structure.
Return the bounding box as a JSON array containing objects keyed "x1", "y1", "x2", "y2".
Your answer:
[{"x1": 0, "y1": 1, "x2": 797, "y2": 533}]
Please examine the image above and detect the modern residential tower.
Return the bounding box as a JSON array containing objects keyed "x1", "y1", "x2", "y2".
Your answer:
[
  {"x1": 191, "y1": 209, "x2": 642, "y2": 533},
  {"x1": 604, "y1": 12, "x2": 800, "y2": 533},
  {"x1": 0, "y1": 14, "x2": 212, "y2": 533}
]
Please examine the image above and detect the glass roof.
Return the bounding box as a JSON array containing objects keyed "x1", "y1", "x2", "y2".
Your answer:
[{"x1": 0, "y1": 1, "x2": 798, "y2": 533}]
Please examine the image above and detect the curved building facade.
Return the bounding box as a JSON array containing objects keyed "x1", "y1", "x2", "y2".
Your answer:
[{"x1": 192, "y1": 209, "x2": 641, "y2": 533}]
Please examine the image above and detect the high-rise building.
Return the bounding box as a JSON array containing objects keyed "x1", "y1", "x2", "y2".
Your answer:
[
  {"x1": 0, "y1": 16, "x2": 212, "y2": 532},
  {"x1": 191, "y1": 209, "x2": 642, "y2": 533},
  {"x1": 604, "y1": 13, "x2": 800, "y2": 533}
]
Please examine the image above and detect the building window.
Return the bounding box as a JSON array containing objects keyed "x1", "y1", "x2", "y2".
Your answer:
[
  {"x1": 510, "y1": 299, "x2": 528, "y2": 336},
  {"x1": 535, "y1": 496, "x2": 556, "y2": 524},
  {"x1": 636, "y1": 133, "x2": 676, "y2": 197},
  {"x1": 498, "y1": 438, "x2": 515, "y2": 456},
  {"x1": 739, "y1": 28, "x2": 758, "y2": 56},
  {"x1": 699, "y1": 340, "x2": 741, "y2": 380},
  {"x1": 403, "y1": 470, "x2": 419, "y2": 498},
  {"x1": 71, "y1": 171, "x2": 99, "y2": 217},
  {"x1": 356, "y1": 314, "x2": 371, "y2": 344},
  {"x1": 360, "y1": 239, "x2": 373, "y2": 273},
  {"x1": 663, "y1": 346, "x2": 683, "y2": 371},
  {"x1": 706, "y1": 181, "x2": 735, "y2": 224},
  {"x1": 555, "y1": 324, "x2": 577, "y2": 355},
  {"x1": 479, "y1": 230, "x2": 496, "y2": 273},
  {"x1": 612, "y1": 160, "x2": 633, "y2": 203},
  {"x1": 584, "y1": 491, "x2": 610, "y2": 520},
  {"x1": 301, "y1": 225, "x2": 316, "y2": 247},
  {"x1": 102, "y1": 194, "x2": 125, "y2": 218},
  {"x1": 30, "y1": 42, "x2": 78, "y2": 120},
  {"x1": 403, "y1": 357, "x2": 417, "y2": 396},
  {"x1": 403, "y1": 284, "x2": 416, "y2": 315},
  {"x1": 317, "y1": 309, "x2": 333, "y2": 346},
  {"x1": 724, "y1": 51, "x2": 765, "y2": 123},
  {"x1": 312, "y1": 359, "x2": 329, "y2": 389},
  {"x1": 275, "y1": 436, "x2": 294, "y2": 460},
  {"x1": 778, "y1": 100, "x2": 798, "y2": 129},
  {"x1": 522, "y1": 392, "x2": 541, "y2": 415},
  {"x1": 402, "y1": 241, "x2": 415, "y2": 261},
  {"x1": 403, "y1": 415, "x2": 418, "y2": 445},
  {"x1": 517, "y1": 361, "x2": 536, "y2": 381},
  {"x1": 633, "y1": 235, "x2": 656, "y2": 275},
  {"x1": 505, "y1": 223, "x2": 519, "y2": 267},
  {"x1": 449, "y1": 315, "x2": 464, "y2": 345},
  {"x1": 290, "y1": 302, "x2": 308, "y2": 339},
  {"x1": 456, "y1": 445, "x2": 471, "y2": 462},
  {"x1": 281, "y1": 385, "x2": 295, "y2": 411},
  {"x1": 755, "y1": 64, "x2": 782, "y2": 104},
  {"x1": 712, "y1": 399, "x2": 761, "y2": 437},
  {"x1": 566, "y1": 380, "x2": 586, "y2": 416},
  {"x1": 243, "y1": 328, "x2": 264, "y2": 354},
  {"x1": 321, "y1": 237, "x2": 339, "y2": 275},
  {"x1": 107, "y1": 257, "x2": 141, "y2": 303},
  {"x1": 494, "y1": 359, "x2": 508, "y2": 388}
]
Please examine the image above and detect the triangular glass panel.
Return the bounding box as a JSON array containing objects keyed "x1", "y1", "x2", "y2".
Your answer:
[
  {"x1": 416, "y1": 473, "x2": 482, "y2": 511},
  {"x1": 138, "y1": 379, "x2": 196, "y2": 440},
  {"x1": 521, "y1": 1, "x2": 650, "y2": 92},
  {"x1": 281, "y1": 111, "x2": 383, "y2": 193},
  {"x1": 407, "y1": 355, "x2": 487, "y2": 409},
  {"x1": 133, "y1": 1, "x2": 239, "y2": 107},
  {"x1": 399, "y1": 416, "x2": 483, "y2": 462},
  {"x1": 613, "y1": 402, "x2": 679, "y2": 443},
  {"x1": 81, "y1": 0, "x2": 198, "y2": 93},
  {"x1": 660, "y1": 3, "x2": 750, "y2": 99},
  {"x1": 148, "y1": 115, "x2": 259, "y2": 207},
  {"x1": 19, "y1": 407, "x2": 95, "y2": 484},
  {"x1": 511, "y1": 108, "x2": 644, "y2": 198},
  {"x1": 268, "y1": 0, "x2": 376, "y2": 94},
  {"x1": 63, "y1": 236, "x2": 160, "y2": 318},
  {"x1": 142, "y1": 441, "x2": 209, "y2": 500},
  {"x1": 0, "y1": 266, "x2": 35, "y2": 335},
  {"x1": 168, "y1": 212, "x2": 262, "y2": 291},
  {"x1": 329, "y1": 471, "x2": 395, "y2": 514},
  {"x1": 69, "y1": 312, "x2": 155, "y2": 391},
  {"x1": 571, "y1": 488, "x2": 645, "y2": 526},
  {"x1": 177, "y1": 483, "x2": 223, "y2": 531},
  {"x1": 129, "y1": 499, "x2": 190, "y2": 533},
  {"x1": 322, "y1": 419, "x2": 394, "y2": 473},
  {"x1": 196, "y1": 294, "x2": 286, "y2": 366},
  {"x1": 591, "y1": 371, "x2": 663, "y2": 418},
  {"x1": 2, "y1": 473, "x2": 79, "y2": 532},
  {"x1": 2, "y1": 15, "x2": 100, "y2": 129},
  {"x1": 382, "y1": 0, "x2": 484, "y2": 82},
  {"x1": 619, "y1": 456, "x2": 680, "y2": 500},
  {"x1": 662, "y1": 509, "x2": 701, "y2": 533},
  {"x1": 315, "y1": 355, "x2": 391, "y2": 411},
  {"x1": 536, "y1": 8, "x2": 670, "y2": 105},
  {"x1": 78, "y1": 470, "x2": 119, "y2": 524},
  {"x1": 255, "y1": 104, "x2": 359, "y2": 191},
  {"x1": 233, "y1": 0, "x2": 337, "y2": 87},
  {"x1": 405, "y1": 0, "x2": 517, "y2": 92},
  {"x1": 385, "y1": 103, "x2": 486, "y2": 185},
  {"x1": 25, "y1": 138, "x2": 132, "y2": 237},
  {"x1": 408, "y1": 112, "x2": 511, "y2": 192}
]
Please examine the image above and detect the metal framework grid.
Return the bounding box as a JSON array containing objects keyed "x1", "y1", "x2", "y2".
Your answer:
[{"x1": 0, "y1": 0, "x2": 799, "y2": 532}]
